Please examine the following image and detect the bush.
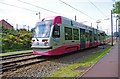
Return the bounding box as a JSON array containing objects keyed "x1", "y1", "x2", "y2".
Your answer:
[{"x1": 2, "y1": 27, "x2": 32, "y2": 52}]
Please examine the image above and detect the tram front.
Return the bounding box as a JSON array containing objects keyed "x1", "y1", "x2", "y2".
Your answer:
[{"x1": 31, "y1": 20, "x2": 53, "y2": 55}]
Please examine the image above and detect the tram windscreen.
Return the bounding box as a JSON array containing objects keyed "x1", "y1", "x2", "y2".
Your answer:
[{"x1": 33, "y1": 20, "x2": 52, "y2": 38}]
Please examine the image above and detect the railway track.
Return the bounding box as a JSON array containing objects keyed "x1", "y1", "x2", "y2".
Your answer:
[
  {"x1": 1, "y1": 52, "x2": 33, "y2": 60},
  {"x1": 0, "y1": 53, "x2": 51, "y2": 74},
  {"x1": 0, "y1": 44, "x2": 109, "y2": 75},
  {"x1": 0, "y1": 51, "x2": 73, "y2": 74}
]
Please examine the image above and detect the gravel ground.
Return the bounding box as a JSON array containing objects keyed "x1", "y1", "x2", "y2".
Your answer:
[
  {"x1": 1, "y1": 46, "x2": 105, "y2": 78},
  {"x1": 1, "y1": 55, "x2": 38, "y2": 63}
]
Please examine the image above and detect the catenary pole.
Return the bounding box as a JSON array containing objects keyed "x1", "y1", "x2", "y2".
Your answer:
[{"x1": 111, "y1": 10, "x2": 114, "y2": 46}]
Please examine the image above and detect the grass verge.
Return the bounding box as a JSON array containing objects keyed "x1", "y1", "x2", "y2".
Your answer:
[
  {"x1": 48, "y1": 46, "x2": 112, "y2": 77},
  {"x1": 0, "y1": 50, "x2": 32, "y2": 56}
]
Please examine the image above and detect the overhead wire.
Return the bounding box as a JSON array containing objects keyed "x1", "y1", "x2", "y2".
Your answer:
[
  {"x1": 87, "y1": 0, "x2": 107, "y2": 17},
  {"x1": 17, "y1": 0, "x2": 62, "y2": 15},
  {"x1": 58, "y1": 0, "x2": 96, "y2": 20},
  {"x1": 0, "y1": 1, "x2": 37, "y2": 12},
  {"x1": 1, "y1": 0, "x2": 96, "y2": 20},
  {"x1": 0, "y1": 0, "x2": 63, "y2": 17}
]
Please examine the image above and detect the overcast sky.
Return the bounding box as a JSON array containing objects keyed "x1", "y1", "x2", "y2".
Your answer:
[{"x1": 0, "y1": 0, "x2": 117, "y2": 35}]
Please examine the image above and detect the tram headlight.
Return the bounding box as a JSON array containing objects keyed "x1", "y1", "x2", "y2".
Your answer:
[
  {"x1": 42, "y1": 39, "x2": 48, "y2": 46},
  {"x1": 44, "y1": 41, "x2": 48, "y2": 46}
]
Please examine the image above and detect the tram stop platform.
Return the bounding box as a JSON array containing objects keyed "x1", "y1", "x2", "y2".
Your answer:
[{"x1": 80, "y1": 42, "x2": 119, "y2": 79}]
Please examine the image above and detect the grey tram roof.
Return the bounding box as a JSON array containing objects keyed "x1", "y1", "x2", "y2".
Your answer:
[
  {"x1": 43, "y1": 16, "x2": 106, "y2": 34},
  {"x1": 61, "y1": 16, "x2": 96, "y2": 31},
  {"x1": 61, "y1": 16, "x2": 106, "y2": 34}
]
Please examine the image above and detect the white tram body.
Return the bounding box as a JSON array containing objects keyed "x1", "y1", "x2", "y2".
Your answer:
[{"x1": 31, "y1": 16, "x2": 106, "y2": 56}]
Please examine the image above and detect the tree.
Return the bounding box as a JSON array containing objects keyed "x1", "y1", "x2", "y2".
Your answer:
[
  {"x1": 112, "y1": 1, "x2": 120, "y2": 14},
  {"x1": 114, "y1": 32, "x2": 119, "y2": 37},
  {"x1": 112, "y1": 1, "x2": 120, "y2": 40}
]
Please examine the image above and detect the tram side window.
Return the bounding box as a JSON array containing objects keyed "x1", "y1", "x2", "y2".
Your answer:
[
  {"x1": 52, "y1": 24, "x2": 60, "y2": 38},
  {"x1": 98, "y1": 34, "x2": 100, "y2": 40},
  {"x1": 85, "y1": 32, "x2": 89, "y2": 41},
  {"x1": 73, "y1": 29, "x2": 79, "y2": 40},
  {"x1": 94, "y1": 34, "x2": 97, "y2": 41},
  {"x1": 65, "y1": 27, "x2": 72, "y2": 40},
  {"x1": 80, "y1": 29, "x2": 85, "y2": 41},
  {"x1": 89, "y1": 31, "x2": 93, "y2": 42}
]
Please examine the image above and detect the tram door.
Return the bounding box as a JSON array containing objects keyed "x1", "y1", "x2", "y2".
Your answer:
[
  {"x1": 89, "y1": 31, "x2": 93, "y2": 47},
  {"x1": 52, "y1": 24, "x2": 61, "y2": 48},
  {"x1": 80, "y1": 29, "x2": 85, "y2": 49}
]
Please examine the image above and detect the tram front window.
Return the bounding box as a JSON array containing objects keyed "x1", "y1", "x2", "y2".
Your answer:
[{"x1": 33, "y1": 20, "x2": 52, "y2": 38}]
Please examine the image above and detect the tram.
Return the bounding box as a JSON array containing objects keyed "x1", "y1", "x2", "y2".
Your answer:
[{"x1": 31, "y1": 16, "x2": 107, "y2": 56}]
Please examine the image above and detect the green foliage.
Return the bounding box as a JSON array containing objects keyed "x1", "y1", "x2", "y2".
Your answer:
[
  {"x1": 114, "y1": 32, "x2": 119, "y2": 37},
  {"x1": 112, "y1": 1, "x2": 120, "y2": 14},
  {"x1": 2, "y1": 27, "x2": 32, "y2": 52}
]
